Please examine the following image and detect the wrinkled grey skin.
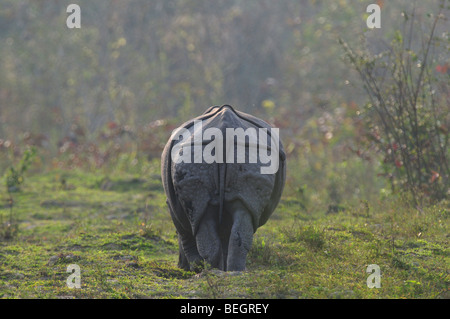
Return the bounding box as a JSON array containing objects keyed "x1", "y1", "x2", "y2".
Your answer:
[{"x1": 161, "y1": 105, "x2": 286, "y2": 272}]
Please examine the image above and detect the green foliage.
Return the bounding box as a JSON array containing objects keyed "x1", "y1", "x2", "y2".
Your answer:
[
  {"x1": 298, "y1": 225, "x2": 326, "y2": 250},
  {"x1": 1, "y1": 147, "x2": 36, "y2": 240},
  {"x1": 5, "y1": 147, "x2": 37, "y2": 193}
]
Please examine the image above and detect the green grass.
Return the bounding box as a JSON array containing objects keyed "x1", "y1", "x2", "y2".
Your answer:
[{"x1": 0, "y1": 168, "x2": 448, "y2": 299}]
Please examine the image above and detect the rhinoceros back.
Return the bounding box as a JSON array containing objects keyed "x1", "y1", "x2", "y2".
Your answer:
[{"x1": 169, "y1": 106, "x2": 279, "y2": 235}]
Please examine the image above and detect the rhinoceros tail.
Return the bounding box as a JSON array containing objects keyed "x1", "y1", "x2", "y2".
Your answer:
[{"x1": 218, "y1": 162, "x2": 226, "y2": 225}]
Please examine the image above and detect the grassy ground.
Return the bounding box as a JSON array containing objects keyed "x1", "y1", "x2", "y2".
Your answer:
[{"x1": 0, "y1": 167, "x2": 448, "y2": 299}]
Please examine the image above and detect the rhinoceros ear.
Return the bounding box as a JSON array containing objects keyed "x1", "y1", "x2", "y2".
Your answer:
[{"x1": 258, "y1": 145, "x2": 286, "y2": 229}]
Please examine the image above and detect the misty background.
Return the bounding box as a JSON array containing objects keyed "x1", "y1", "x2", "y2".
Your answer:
[
  {"x1": 1, "y1": 0, "x2": 437, "y2": 138},
  {"x1": 0, "y1": 0, "x2": 448, "y2": 201}
]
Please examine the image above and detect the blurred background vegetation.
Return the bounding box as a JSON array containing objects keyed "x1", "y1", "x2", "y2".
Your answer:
[{"x1": 0, "y1": 0, "x2": 448, "y2": 212}]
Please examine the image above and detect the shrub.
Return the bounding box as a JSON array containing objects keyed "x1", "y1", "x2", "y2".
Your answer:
[
  {"x1": 299, "y1": 225, "x2": 326, "y2": 250},
  {"x1": 5, "y1": 147, "x2": 37, "y2": 193},
  {"x1": 1, "y1": 146, "x2": 36, "y2": 240},
  {"x1": 340, "y1": 5, "x2": 449, "y2": 204}
]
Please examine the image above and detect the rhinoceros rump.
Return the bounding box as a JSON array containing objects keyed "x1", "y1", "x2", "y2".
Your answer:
[{"x1": 161, "y1": 105, "x2": 286, "y2": 271}]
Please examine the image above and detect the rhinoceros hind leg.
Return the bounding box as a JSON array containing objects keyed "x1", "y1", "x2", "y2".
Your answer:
[
  {"x1": 177, "y1": 236, "x2": 191, "y2": 271},
  {"x1": 195, "y1": 205, "x2": 224, "y2": 270},
  {"x1": 226, "y1": 201, "x2": 253, "y2": 271}
]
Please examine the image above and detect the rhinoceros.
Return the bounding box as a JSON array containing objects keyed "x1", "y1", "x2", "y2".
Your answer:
[{"x1": 161, "y1": 105, "x2": 286, "y2": 271}]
